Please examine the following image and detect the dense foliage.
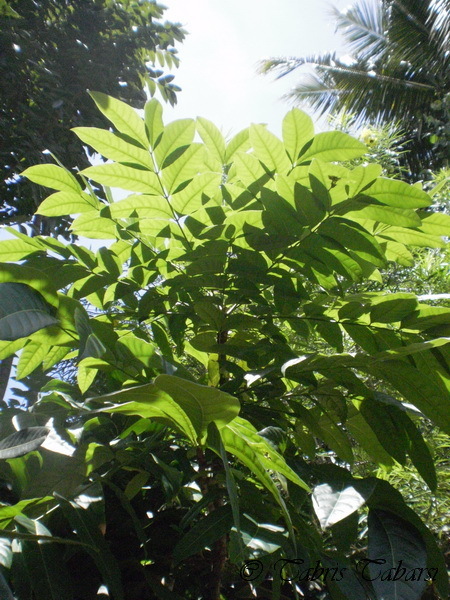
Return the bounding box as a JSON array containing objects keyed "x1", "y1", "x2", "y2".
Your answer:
[
  {"x1": 0, "y1": 93, "x2": 449, "y2": 600},
  {"x1": 260, "y1": 0, "x2": 450, "y2": 180},
  {"x1": 0, "y1": 0, "x2": 184, "y2": 233}
]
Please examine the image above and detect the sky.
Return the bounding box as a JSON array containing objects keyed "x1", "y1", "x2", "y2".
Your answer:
[{"x1": 161, "y1": 0, "x2": 350, "y2": 137}]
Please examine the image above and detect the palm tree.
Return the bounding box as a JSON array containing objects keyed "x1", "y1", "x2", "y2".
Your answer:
[{"x1": 260, "y1": 0, "x2": 449, "y2": 178}]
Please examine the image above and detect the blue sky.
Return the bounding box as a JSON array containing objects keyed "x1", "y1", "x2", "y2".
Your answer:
[{"x1": 162, "y1": 0, "x2": 350, "y2": 135}]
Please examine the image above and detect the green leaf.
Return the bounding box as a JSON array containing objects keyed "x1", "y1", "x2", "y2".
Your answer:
[
  {"x1": 162, "y1": 143, "x2": 205, "y2": 193},
  {"x1": 0, "y1": 238, "x2": 44, "y2": 262},
  {"x1": 171, "y1": 173, "x2": 221, "y2": 214},
  {"x1": 15, "y1": 515, "x2": 73, "y2": 600},
  {"x1": 282, "y1": 108, "x2": 315, "y2": 163},
  {"x1": 72, "y1": 127, "x2": 153, "y2": 168},
  {"x1": 343, "y1": 203, "x2": 422, "y2": 228},
  {"x1": 80, "y1": 164, "x2": 161, "y2": 194},
  {"x1": 249, "y1": 124, "x2": 290, "y2": 172},
  {"x1": 16, "y1": 340, "x2": 49, "y2": 379},
  {"x1": 297, "y1": 131, "x2": 367, "y2": 163},
  {"x1": 70, "y1": 212, "x2": 118, "y2": 239},
  {"x1": 92, "y1": 383, "x2": 197, "y2": 444},
  {"x1": 318, "y1": 217, "x2": 386, "y2": 266},
  {"x1": 369, "y1": 359, "x2": 450, "y2": 434},
  {"x1": 369, "y1": 293, "x2": 418, "y2": 324},
  {"x1": 226, "y1": 417, "x2": 310, "y2": 491},
  {"x1": 399, "y1": 412, "x2": 437, "y2": 491},
  {"x1": 197, "y1": 117, "x2": 226, "y2": 163},
  {"x1": 217, "y1": 423, "x2": 296, "y2": 543},
  {"x1": 367, "y1": 510, "x2": 427, "y2": 600},
  {"x1": 22, "y1": 164, "x2": 81, "y2": 193},
  {"x1": 379, "y1": 227, "x2": 445, "y2": 248},
  {"x1": 154, "y1": 374, "x2": 241, "y2": 441},
  {"x1": 154, "y1": 119, "x2": 196, "y2": 167},
  {"x1": 37, "y1": 191, "x2": 100, "y2": 216},
  {"x1": 362, "y1": 178, "x2": 431, "y2": 208},
  {"x1": 312, "y1": 482, "x2": 372, "y2": 529},
  {"x1": 0, "y1": 264, "x2": 58, "y2": 309},
  {"x1": 56, "y1": 495, "x2": 124, "y2": 600},
  {"x1": 355, "y1": 399, "x2": 408, "y2": 464},
  {"x1": 173, "y1": 504, "x2": 233, "y2": 564},
  {"x1": 224, "y1": 128, "x2": 251, "y2": 162},
  {"x1": 0, "y1": 427, "x2": 49, "y2": 459},
  {"x1": 346, "y1": 406, "x2": 395, "y2": 468},
  {"x1": 89, "y1": 91, "x2": 148, "y2": 148},
  {"x1": 105, "y1": 194, "x2": 172, "y2": 219},
  {"x1": 417, "y1": 210, "x2": 450, "y2": 236},
  {"x1": 144, "y1": 98, "x2": 164, "y2": 147},
  {"x1": 0, "y1": 282, "x2": 58, "y2": 341}
]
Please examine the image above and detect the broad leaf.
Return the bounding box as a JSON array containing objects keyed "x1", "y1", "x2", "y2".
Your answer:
[
  {"x1": 282, "y1": 108, "x2": 315, "y2": 163},
  {"x1": 363, "y1": 178, "x2": 431, "y2": 208},
  {"x1": 93, "y1": 383, "x2": 198, "y2": 444},
  {"x1": 57, "y1": 496, "x2": 124, "y2": 600},
  {"x1": 173, "y1": 504, "x2": 233, "y2": 564},
  {"x1": 0, "y1": 427, "x2": 49, "y2": 459},
  {"x1": 154, "y1": 374, "x2": 241, "y2": 440},
  {"x1": 72, "y1": 127, "x2": 153, "y2": 168},
  {"x1": 312, "y1": 482, "x2": 372, "y2": 529},
  {"x1": 0, "y1": 282, "x2": 58, "y2": 341},
  {"x1": 89, "y1": 91, "x2": 148, "y2": 148},
  {"x1": 80, "y1": 163, "x2": 161, "y2": 194},
  {"x1": 14, "y1": 515, "x2": 73, "y2": 600},
  {"x1": 297, "y1": 131, "x2": 367, "y2": 163},
  {"x1": 367, "y1": 510, "x2": 427, "y2": 600},
  {"x1": 37, "y1": 191, "x2": 99, "y2": 216},
  {"x1": 22, "y1": 164, "x2": 81, "y2": 193}
]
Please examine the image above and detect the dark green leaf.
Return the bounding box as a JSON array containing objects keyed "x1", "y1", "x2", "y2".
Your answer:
[{"x1": 0, "y1": 427, "x2": 49, "y2": 459}]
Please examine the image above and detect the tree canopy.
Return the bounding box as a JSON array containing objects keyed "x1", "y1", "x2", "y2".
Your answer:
[
  {"x1": 0, "y1": 93, "x2": 449, "y2": 599},
  {"x1": 260, "y1": 0, "x2": 450, "y2": 179},
  {"x1": 0, "y1": 0, "x2": 185, "y2": 233}
]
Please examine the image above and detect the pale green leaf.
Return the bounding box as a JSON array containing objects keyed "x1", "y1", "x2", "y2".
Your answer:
[
  {"x1": 70, "y1": 212, "x2": 118, "y2": 239},
  {"x1": 106, "y1": 195, "x2": 172, "y2": 219},
  {"x1": 154, "y1": 119, "x2": 196, "y2": 167},
  {"x1": 171, "y1": 173, "x2": 221, "y2": 214},
  {"x1": 197, "y1": 117, "x2": 226, "y2": 163},
  {"x1": 37, "y1": 191, "x2": 100, "y2": 216},
  {"x1": 144, "y1": 98, "x2": 164, "y2": 147},
  {"x1": 22, "y1": 164, "x2": 81, "y2": 193},
  {"x1": 80, "y1": 164, "x2": 161, "y2": 194},
  {"x1": 224, "y1": 128, "x2": 251, "y2": 162},
  {"x1": 250, "y1": 124, "x2": 290, "y2": 172},
  {"x1": 16, "y1": 341, "x2": 49, "y2": 379},
  {"x1": 363, "y1": 178, "x2": 431, "y2": 208},
  {"x1": 227, "y1": 417, "x2": 310, "y2": 491},
  {"x1": 0, "y1": 239, "x2": 44, "y2": 262},
  {"x1": 161, "y1": 143, "x2": 205, "y2": 193},
  {"x1": 72, "y1": 127, "x2": 153, "y2": 168},
  {"x1": 89, "y1": 91, "x2": 148, "y2": 148},
  {"x1": 282, "y1": 108, "x2": 314, "y2": 163},
  {"x1": 297, "y1": 131, "x2": 367, "y2": 163}
]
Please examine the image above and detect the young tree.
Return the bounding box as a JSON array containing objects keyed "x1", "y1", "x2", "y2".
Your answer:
[
  {"x1": 259, "y1": 0, "x2": 450, "y2": 180},
  {"x1": 0, "y1": 0, "x2": 185, "y2": 234},
  {"x1": 0, "y1": 93, "x2": 449, "y2": 600}
]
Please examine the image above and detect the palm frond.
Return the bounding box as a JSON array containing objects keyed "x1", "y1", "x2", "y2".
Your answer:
[
  {"x1": 427, "y1": 0, "x2": 450, "y2": 54},
  {"x1": 288, "y1": 59, "x2": 436, "y2": 125},
  {"x1": 387, "y1": 0, "x2": 448, "y2": 70},
  {"x1": 329, "y1": 0, "x2": 387, "y2": 62}
]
